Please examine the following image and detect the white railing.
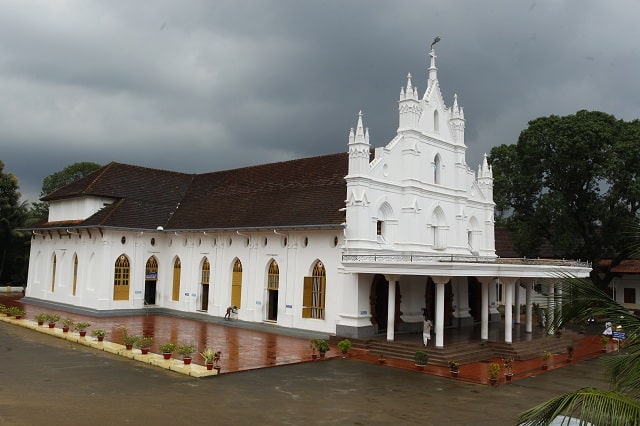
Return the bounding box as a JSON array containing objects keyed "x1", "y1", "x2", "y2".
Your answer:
[{"x1": 341, "y1": 254, "x2": 590, "y2": 268}]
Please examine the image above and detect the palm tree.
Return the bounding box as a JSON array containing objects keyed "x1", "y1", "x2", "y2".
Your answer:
[{"x1": 517, "y1": 273, "x2": 640, "y2": 425}]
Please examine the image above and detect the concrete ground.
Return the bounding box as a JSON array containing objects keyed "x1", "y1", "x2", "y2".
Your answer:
[{"x1": 1, "y1": 321, "x2": 611, "y2": 426}]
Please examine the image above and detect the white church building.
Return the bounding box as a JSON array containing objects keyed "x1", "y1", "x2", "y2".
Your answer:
[{"x1": 24, "y1": 47, "x2": 591, "y2": 347}]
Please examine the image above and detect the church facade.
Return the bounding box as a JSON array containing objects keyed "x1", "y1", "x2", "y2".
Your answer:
[{"x1": 23, "y1": 47, "x2": 591, "y2": 345}]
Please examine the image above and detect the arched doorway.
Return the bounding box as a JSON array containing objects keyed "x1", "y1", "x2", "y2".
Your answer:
[
  {"x1": 144, "y1": 256, "x2": 158, "y2": 305},
  {"x1": 370, "y1": 275, "x2": 402, "y2": 334},
  {"x1": 266, "y1": 259, "x2": 279, "y2": 321},
  {"x1": 231, "y1": 259, "x2": 242, "y2": 308},
  {"x1": 200, "y1": 257, "x2": 210, "y2": 311}
]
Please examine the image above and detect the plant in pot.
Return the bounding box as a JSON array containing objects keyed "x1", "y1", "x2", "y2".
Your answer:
[
  {"x1": 0, "y1": 304, "x2": 6, "y2": 315},
  {"x1": 74, "y1": 322, "x2": 91, "y2": 337},
  {"x1": 542, "y1": 350, "x2": 552, "y2": 369},
  {"x1": 177, "y1": 343, "x2": 195, "y2": 364},
  {"x1": 309, "y1": 338, "x2": 320, "y2": 359},
  {"x1": 46, "y1": 313, "x2": 61, "y2": 328},
  {"x1": 35, "y1": 313, "x2": 48, "y2": 326},
  {"x1": 448, "y1": 360, "x2": 460, "y2": 377},
  {"x1": 337, "y1": 339, "x2": 352, "y2": 357},
  {"x1": 378, "y1": 354, "x2": 386, "y2": 364},
  {"x1": 600, "y1": 335, "x2": 609, "y2": 352},
  {"x1": 414, "y1": 351, "x2": 428, "y2": 371},
  {"x1": 121, "y1": 328, "x2": 138, "y2": 350},
  {"x1": 135, "y1": 336, "x2": 154, "y2": 354},
  {"x1": 316, "y1": 339, "x2": 330, "y2": 359},
  {"x1": 488, "y1": 362, "x2": 501, "y2": 385},
  {"x1": 503, "y1": 357, "x2": 514, "y2": 382},
  {"x1": 159, "y1": 342, "x2": 177, "y2": 360},
  {"x1": 8, "y1": 306, "x2": 25, "y2": 319},
  {"x1": 92, "y1": 329, "x2": 106, "y2": 342},
  {"x1": 200, "y1": 347, "x2": 217, "y2": 370},
  {"x1": 62, "y1": 317, "x2": 75, "y2": 333}
]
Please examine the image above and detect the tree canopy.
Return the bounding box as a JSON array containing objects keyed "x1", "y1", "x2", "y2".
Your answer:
[
  {"x1": 490, "y1": 110, "x2": 640, "y2": 289},
  {"x1": 0, "y1": 161, "x2": 28, "y2": 285},
  {"x1": 29, "y1": 162, "x2": 102, "y2": 221}
]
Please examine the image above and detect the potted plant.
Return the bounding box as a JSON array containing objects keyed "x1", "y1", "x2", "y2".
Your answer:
[
  {"x1": 503, "y1": 357, "x2": 514, "y2": 382},
  {"x1": 159, "y1": 342, "x2": 177, "y2": 360},
  {"x1": 566, "y1": 345, "x2": 574, "y2": 362},
  {"x1": 337, "y1": 339, "x2": 352, "y2": 357},
  {"x1": 542, "y1": 350, "x2": 552, "y2": 369},
  {"x1": 177, "y1": 343, "x2": 195, "y2": 364},
  {"x1": 600, "y1": 335, "x2": 609, "y2": 352},
  {"x1": 378, "y1": 354, "x2": 386, "y2": 364},
  {"x1": 121, "y1": 328, "x2": 138, "y2": 350},
  {"x1": 414, "y1": 351, "x2": 428, "y2": 371},
  {"x1": 448, "y1": 360, "x2": 460, "y2": 377},
  {"x1": 316, "y1": 339, "x2": 330, "y2": 359},
  {"x1": 35, "y1": 313, "x2": 48, "y2": 326},
  {"x1": 8, "y1": 306, "x2": 25, "y2": 319},
  {"x1": 309, "y1": 338, "x2": 319, "y2": 359},
  {"x1": 92, "y1": 329, "x2": 106, "y2": 342},
  {"x1": 135, "y1": 336, "x2": 154, "y2": 354},
  {"x1": 488, "y1": 362, "x2": 501, "y2": 385},
  {"x1": 62, "y1": 317, "x2": 75, "y2": 333},
  {"x1": 46, "y1": 313, "x2": 61, "y2": 328},
  {"x1": 200, "y1": 347, "x2": 216, "y2": 370},
  {"x1": 74, "y1": 321, "x2": 91, "y2": 337}
]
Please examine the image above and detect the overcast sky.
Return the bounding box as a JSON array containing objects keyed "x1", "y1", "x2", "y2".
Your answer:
[{"x1": 2, "y1": 1, "x2": 639, "y2": 203}]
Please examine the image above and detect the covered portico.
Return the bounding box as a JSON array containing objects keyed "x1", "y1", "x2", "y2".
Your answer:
[{"x1": 341, "y1": 254, "x2": 591, "y2": 347}]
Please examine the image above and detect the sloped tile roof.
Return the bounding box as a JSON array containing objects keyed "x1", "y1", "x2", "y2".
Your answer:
[
  {"x1": 599, "y1": 259, "x2": 640, "y2": 274},
  {"x1": 37, "y1": 153, "x2": 348, "y2": 231}
]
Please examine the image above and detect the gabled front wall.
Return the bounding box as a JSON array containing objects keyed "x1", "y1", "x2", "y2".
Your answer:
[{"x1": 48, "y1": 196, "x2": 116, "y2": 223}]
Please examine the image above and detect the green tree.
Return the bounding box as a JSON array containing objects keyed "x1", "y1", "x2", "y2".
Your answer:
[
  {"x1": 0, "y1": 161, "x2": 29, "y2": 284},
  {"x1": 29, "y1": 162, "x2": 102, "y2": 221},
  {"x1": 490, "y1": 110, "x2": 640, "y2": 289}
]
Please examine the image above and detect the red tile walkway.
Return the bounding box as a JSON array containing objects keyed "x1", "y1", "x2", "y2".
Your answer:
[{"x1": 1, "y1": 293, "x2": 611, "y2": 384}]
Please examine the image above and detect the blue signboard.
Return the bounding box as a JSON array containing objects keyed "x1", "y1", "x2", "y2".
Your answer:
[{"x1": 612, "y1": 331, "x2": 626, "y2": 340}]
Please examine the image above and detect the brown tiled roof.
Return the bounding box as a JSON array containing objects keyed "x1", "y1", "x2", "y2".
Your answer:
[
  {"x1": 599, "y1": 259, "x2": 640, "y2": 274},
  {"x1": 37, "y1": 153, "x2": 348, "y2": 231},
  {"x1": 494, "y1": 226, "x2": 564, "y2": 259}
]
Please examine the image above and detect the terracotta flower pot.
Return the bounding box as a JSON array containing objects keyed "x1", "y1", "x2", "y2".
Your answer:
[
  {"x1": 183, "y1": 357, "x2": 192, "y2": 365},
  {"x1": 311, "y1": 354, "x2": 317, "y2": 360},
  {"x1": 542, "y1": 364, "x2": 549, "y2": 370},
  {"x1": 97, "y1": 336, "x2": 104, "y2": 342},
  {"x1": 163, "y1": 353, "x2": 172, "y2": 360},
  {"x1": 505, "y1": 374, "x2": 513, "y2": 382},
  {"x1": 141, "y1": 348, "x2": 149, "y2": 354},
  {"x1": 451, "y1": 370, "x2": 459, "y2": 377},
  {"x1": 489, "y1": 378, "x2": 498, "y2": 386},
  {"x1": 125, "y1": 344, "x2": 133, "y2": 350},
  {"x1": 48, "y1": 323, "x2": 55, "y2": 328},
  {"x1": 206, "y1": 363, "x2": 214, "y2": 370},
  {"x1": 37, "y1": 321, "x2": 44, "y2": 326},
  {"x1": 79, "y1": 331, "x2": 87, "y2": 337},
  {"x1": 62, "y1": 327, "x2": 69, "y2": 333},
  {"x1": 416, "y1": 365, "x2": 425, "y2": 371}
]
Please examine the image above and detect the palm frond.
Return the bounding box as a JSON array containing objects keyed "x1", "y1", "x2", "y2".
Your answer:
[{"x1": 518, "y1": 387, "x2": 640, "y2": 426}]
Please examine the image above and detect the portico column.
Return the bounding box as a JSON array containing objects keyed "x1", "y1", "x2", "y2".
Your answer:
[
  {"x1": 524, "y1": 279, "x2": 533, "y2": 333},
  {"x1": 432, "y1": 276, "x2": 451, "y2": 348},
  {"x1": 514, "y1": 279, "x2": 521, "y2": 324},
  {"x1": 501, "y1": 277, "x2": 518, "y2": 344},
  {"x1": 385, "y1": 275, "x2": 399, "y2": 342},
  {"x1": 547, "y1": 281, "x2": 555, "y2": 335},
  {"x1": 477, "y1": 277, "x2": 492, "y2": 341}
]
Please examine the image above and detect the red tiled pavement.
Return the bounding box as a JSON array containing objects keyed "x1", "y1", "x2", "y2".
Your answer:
[{"x1": 1, "y1": 293, "x2": 611, "y2": 384}]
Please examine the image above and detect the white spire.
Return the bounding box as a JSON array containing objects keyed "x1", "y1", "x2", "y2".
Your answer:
[{"x1": 355, "y1": 110, "x2": 366, "y2": 144}]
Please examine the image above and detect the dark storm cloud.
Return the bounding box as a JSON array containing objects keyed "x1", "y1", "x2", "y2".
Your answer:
[{"x1": 1, "y1": 0, "x2": 638, "y2": 203}]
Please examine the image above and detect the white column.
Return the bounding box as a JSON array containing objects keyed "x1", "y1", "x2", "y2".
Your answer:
[
  {"x1": 501, "y1": 277, "x2": 517, "y2": 344},
  {"x1": 477, "y1": 277, "x2": 492, "y2": 340},
  {"x1": 547, "y1": 281, "x2": 555, "y2": 335},
  {"x1": 525, "y1": 279, "x2": 533, "y2": 333},
  {"x1": 514, "y1": 279, "x2": 521, "y2": 324},
  {"x1": 432, "y1": 276, "x2": 451, "y2": 348},
  {"x1": 385, "y1": 275, "x2": 399, "y2": 342}
]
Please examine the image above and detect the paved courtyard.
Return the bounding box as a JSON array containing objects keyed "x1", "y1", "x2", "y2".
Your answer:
[{"x1": 1, "y1": 319, "x2": 611, "y2": 426}]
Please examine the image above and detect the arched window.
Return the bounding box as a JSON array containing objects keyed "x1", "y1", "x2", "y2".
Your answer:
[
  {"x1": 430, "y1": 206, "x2": 447, "y2": 250},
  {"x1": 268, "y1": 260, "x2": 279, "y2": 291},
  {"x1": 201, "y1": 258, "x2": 210, "y2": 285},
  {"x1": 231, "y1": 259, "x2": 243, "y2": 308},
  {"x1": 302, "y1": 261, "x2": 326, "y2": 319},
  {"x1": 72, "y1": 254, "x2": 78, "y2": 296},
  {"x1": 51, "y1": 253, "x2": 57, "y2": 293},
  {"x1": 433, "y1": 154, "x2": 441, "y2": 184},
  {"x1": 172, "y1": 257, "x2": 181, "y2": 301},
  {"x1": 113, "y1": 254, "x2": 130, "y2": 300},
  {"x1": 434, "y1": 110, "x2": 439, "y2": 133}
]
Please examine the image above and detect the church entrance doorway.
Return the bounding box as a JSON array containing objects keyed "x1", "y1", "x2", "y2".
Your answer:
[{"x1": 144, "y1": 256, "x2": 158, "y2": 305}]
